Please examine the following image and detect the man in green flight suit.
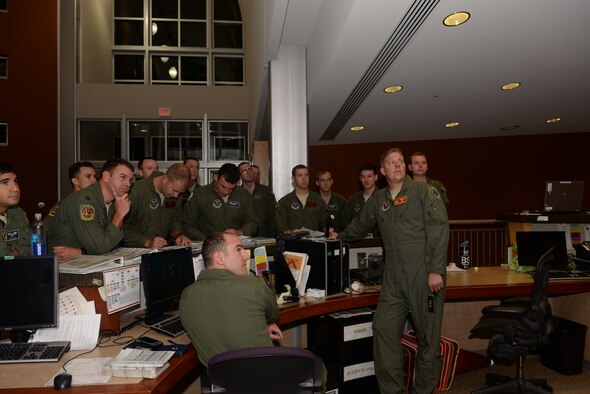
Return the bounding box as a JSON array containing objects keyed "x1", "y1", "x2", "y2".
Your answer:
[
  {"x1": 315, "y1": 170, "x2": 347, "y2": 232},
  {"x1": 48, "y1": 159, "x2": 134, "y2": 256},
  {"x1": 341, "y1": 163, "x2": 380, "y2": 228},
  {"x1": 276, "y1": 165, "x2": 328, "y2": 234},
  {"x1": 0, "y1": 161, "x2": 31, "y2": 256},
  {"x1": 182, "y1": 163, "x2": 257, "y2": 241},
  {"x1": 238, "y1": 161, "x2": 277, "y2": 237},
  {"x1": 408, "y1": 152, "x2": 450, "y2": 206},
  {"x1": 124, "y1": 163, "x2": 191, "y2": 248},
  {"x1": 331, "y1": 148, "x2": 449, "y2": 394}
]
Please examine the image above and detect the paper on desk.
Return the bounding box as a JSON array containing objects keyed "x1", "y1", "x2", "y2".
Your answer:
[
  {"x1": 59, "y1": 287, "x2": 96, "y2": 315},
  {"x1": 193, "y1": 254, "x2": 205, "y2": 279},
  {"x1": 45, "y1": 358, "x2": 112, "y2": 387},
  {"x1": 33, "y1": 314, "x2": 101, "y2": 350},
  {"x1": 297, "y1": 265, "x2": 311, "y2": 295}
]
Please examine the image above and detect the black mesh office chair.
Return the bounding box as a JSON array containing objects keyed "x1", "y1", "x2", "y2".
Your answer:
[
  {"x1": 201, "y1": 346, "x2": 324, "y2": 394},
  {"x1": 469, "y1": 247, "x2": 556, "y2": 394}
]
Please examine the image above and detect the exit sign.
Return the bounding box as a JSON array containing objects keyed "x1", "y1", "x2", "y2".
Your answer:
[{"x1": 159, "y1": 107, "x2": 171, "y2": 117}]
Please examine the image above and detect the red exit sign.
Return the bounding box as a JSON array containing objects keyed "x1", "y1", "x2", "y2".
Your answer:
[{"x1": 159, "y1": 107, "x2": 171, "y2": 117}]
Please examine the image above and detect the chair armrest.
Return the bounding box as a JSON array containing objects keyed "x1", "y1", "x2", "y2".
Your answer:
[{"x1": 482, "y1": 304, "x2": 527, "y2": 316}]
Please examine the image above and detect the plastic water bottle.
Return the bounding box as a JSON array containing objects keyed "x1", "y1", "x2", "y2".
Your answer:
[
  {"x1": 459, "y1": 241, "x2": 470, "y2": 269},
  {"x1": 31, "y1": 213, "x2": 47, "y2": 255}
]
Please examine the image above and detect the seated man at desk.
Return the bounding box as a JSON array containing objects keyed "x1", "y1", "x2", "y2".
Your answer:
[
  {"x1": 48, "y1": 159, "x2": 133, "y2": 256},
  {"x1": 179, "y1": 232, "x2": 283, "y2": 366},
  {"x1": 123, "y1": 163, "x2": 191, "y2": 248},
  {"x1": 0, "y1": 161, "x2": 30, "y2": 256}
]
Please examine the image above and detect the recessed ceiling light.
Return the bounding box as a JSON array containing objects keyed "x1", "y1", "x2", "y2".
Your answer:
[
  {"x1": 383, "y1": 85, "x2": 403, "y2": 93},
  {"x1": 443, "y1": 12, "x2": 470, "y2": 27},
  {"x1": 350, "y1": 126, "x2": 365, "y2": 132},
  {"x1": 501, "y1": 124, "x2": 521, "y2": 131},
  {"x1": 445, "y1": 122, "x2": 460, "y2": 128},
  {"x1": 501, "y1": 82, "x2": 521, "y2": 91},
  {"x1": 546, "y1": 117, "x2": 561, "y2": 124}
]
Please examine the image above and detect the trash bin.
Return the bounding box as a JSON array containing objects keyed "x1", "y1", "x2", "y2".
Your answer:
[{"x1": 541, "y1": 316, "x2": 587, "y2": 375}]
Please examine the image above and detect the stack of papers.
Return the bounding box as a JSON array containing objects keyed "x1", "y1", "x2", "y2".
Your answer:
[
  {"x1": 59, "y1": 255, "x2": 122, "y2": 274},
  {"x1": 103, "y1": 349, "x2": 175, "y2": 378}
]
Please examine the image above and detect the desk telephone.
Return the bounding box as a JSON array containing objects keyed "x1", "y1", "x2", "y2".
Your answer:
[{"x1": 575, "y1": 241, "x2": 590, "y2": 261}]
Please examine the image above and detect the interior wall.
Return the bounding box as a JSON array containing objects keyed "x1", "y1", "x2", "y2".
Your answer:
[
  {"x1": 0, "y1": 0, "x2": 58, "y2": 219},
  {"x1": 309, "y1": 132, "x2": 590, "y2": 220}
]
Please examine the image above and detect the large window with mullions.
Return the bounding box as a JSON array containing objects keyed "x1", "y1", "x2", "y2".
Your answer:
[{"x1": 113, "y1": 0, "x2": 243, "y2": 85}]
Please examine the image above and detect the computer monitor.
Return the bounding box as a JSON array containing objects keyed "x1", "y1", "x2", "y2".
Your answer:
[
  {"x1": 516, "y1": 231, "x2": 569, "y2": 267},
  {"x1": 141, "y1": 247, "x2": 195, "y2": 324},
  {"x1": 0, "y1": 255, "x2": 59, "y2": 342}
]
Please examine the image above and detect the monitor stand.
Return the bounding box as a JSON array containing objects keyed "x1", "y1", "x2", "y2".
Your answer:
[{"x1": 10, "y1": 330, "x2": 32, "y2": 343}]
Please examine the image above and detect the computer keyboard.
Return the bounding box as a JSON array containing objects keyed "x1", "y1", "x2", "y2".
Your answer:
[
  {"x1": 150, "y1": 315, "x2": 185, "y2": 337},
  {"x1": 0, "y1": 341, "x2": 71, "y2": 364}
]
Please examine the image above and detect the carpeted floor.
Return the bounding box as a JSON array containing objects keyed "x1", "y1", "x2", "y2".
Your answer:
[{"x1": 447, "y1": 356, "x2": 590, "y2": 393}]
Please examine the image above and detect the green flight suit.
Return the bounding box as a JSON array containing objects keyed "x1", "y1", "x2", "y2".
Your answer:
[
  {"x1": 249, "y1": 183, "x2": 277, "y2": 237},
  {"x1": 341, "y1": 189, "x2": 380, "y2": 235},
  {"x1": 339, "y1": 176, "x2": 449, "y2": 394},
  {"x1": 0, "y1": 206, "x2": 31, "y2": 256},
  {"x1": 275, "y1": 190, "x2": 328, "y2": 233},
  {"x1": 179, "y1": 269, "x2": 279, "y2": 366},
  {"x1": 182, "y1": 183, "x2": 258, "y2": 241},
  {"x1": 47, "y1": 182, "x2": 124, "y2": 255},
  {"x1": 324, "y1": 191, "x2": 347, "y2": 232},
  {"x1": 123, "y1": 175, "x2": 184, "y2": 247},
  {"x1": 426, "y1": 177, "x2": 449, "y2": 206}
]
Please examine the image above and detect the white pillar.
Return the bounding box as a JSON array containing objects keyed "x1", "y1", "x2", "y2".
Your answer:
[{"x1": 270, "y1": 45, "x2": 307, "y2": 200}]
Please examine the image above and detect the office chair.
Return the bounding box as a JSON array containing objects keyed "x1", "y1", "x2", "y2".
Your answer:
[
  {"x1": 201, "y1": 346, "x2": 324, "y2": 394},
  {"x1": 469, "y1": 247, "x2": 556, "y2": 394}
]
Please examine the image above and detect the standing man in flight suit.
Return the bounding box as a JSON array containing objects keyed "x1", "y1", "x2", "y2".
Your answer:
[
  {"x1": 315, "y1": 170, "x2": 347, "y2": 232},
  {"x1": 238, "y1": 162, "x2": 277, "y2": 237},
  {"x1": 0, "y1": 161, "x2": 30, "y2": 256},
  {"x1": 124, "y1": 163, "x2": 191, "y2": 248},
  {"x1": 48, "y1": 159, "x2": 134, "y2": 255},
  {"x1": 331, "y1": 148, "x2": 449, "y2": 394}
]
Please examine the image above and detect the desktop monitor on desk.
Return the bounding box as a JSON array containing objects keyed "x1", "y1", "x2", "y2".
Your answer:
[
  {"x1": 0, "y1": 255, "x2": 59, "y2": 342},
  {"x1": 516, "y1": 231, "x2": 570, "y2": 268},
  {"x1": 141, "y1": 247, "x2": 195, "y2": 325}
]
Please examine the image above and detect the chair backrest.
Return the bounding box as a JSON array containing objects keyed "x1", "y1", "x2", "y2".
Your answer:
[
  {"x1": 204, "y1": 346, "x2": 323, "y2": 394},
  {"x1": 523, "y1": 247, "x2": 555, "y2": 336}
]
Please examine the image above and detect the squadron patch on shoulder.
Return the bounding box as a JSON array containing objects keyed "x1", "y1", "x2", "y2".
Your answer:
[
  {"x1": 212, "y1": 199, "x2": 223, "y2": 209},
  {"x1": 48, "y1": 205, "x2": 59, "y2": 217},
  {"x1": 80, "y1": 205, "x2": 95, "y2": 221},
  {"x1": 150, "y1": 198, "x2": 159, "y2": 210},
  {"x1": 291, "y1": 202, "x2": 300, "y2": 210},
  {"x1": 382, "y1": 200, "x2": 391, "y2": 212},
  {"x1": 429, "y1": 187, "x2": 441, "y2": 200},
  {"x1": 394, "y1": 196, "x2": 407, "y2": 206}
]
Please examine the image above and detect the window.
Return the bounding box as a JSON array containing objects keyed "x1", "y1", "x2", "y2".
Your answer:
[
  {"x1": 79, "y1": 121, "x2": 122, "y2": 161},
  {"x1": 0, "y1": 123, "x2": 7, "y2": 145},
  {"x1": 113, "y1": 0, "x2": 243, "y2": 85},
  {"x1": 0, "y1": 55, "x2": 6, "y2": 78},
  {"x1": 209, "y1": 121, "x2": 248, "y2": 161},
  {"x1": 0, "y1": 0, "x2": 7, "y2": 12}
]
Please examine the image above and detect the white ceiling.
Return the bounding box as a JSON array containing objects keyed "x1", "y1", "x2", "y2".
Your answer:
[{"x1": 270, "y1": 0, "x2": 590, "y2": 145}]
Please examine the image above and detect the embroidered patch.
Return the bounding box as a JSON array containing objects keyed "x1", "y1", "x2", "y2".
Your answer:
[
  {"x1": 291, "y1": 202, "x2": 300, "y2": 210},
  {"x1": 0, "y1": 230, "x2": 6, "y2": 240},
  {"x1": 80, "y1": 205, "x2": 95, "y2": 221},
  {"x1": 227, "y1": 201, "x2": 240, "y2": 208},
  {"x1": 165, "y1": 200, "x2": 176, "y2": 209},
  {"x1": 354, "y1": 204, "x2": 362, "y2": 213},
  {"x1": 253, "y1": 194, "x2": 262, "y2": 200},
  {"x1": 394, "y1": 196, "x2": 407, "y2": 206},
  {"x1": 429, "y1": 187, "x2": 441, "y2": 200},
  {"x1": 6, "y1": 230, "x2": 18, "y2": 241},
  {"x1": 306, "y1": 201, "x2": 317, "y2": 208},
  {"x1": 150, "y1": 198, "x2": 159, "y2": 210},
  {"x1": 382, "y1": 200, "x2": 391, "y2": 212},
  {"x1": 48, "y1": 205, "x2": 59, "y2": 216},
  {"x1": 328, "y1": 202, "x2": 338, "y2": 211},
  {"x1": 212, "y1": 199, "x2": 223, "y2": 208}
]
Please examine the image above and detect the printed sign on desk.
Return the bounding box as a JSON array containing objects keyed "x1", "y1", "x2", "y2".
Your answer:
[{"x1": 103, "y1": 264, "x2": 141, "y2": 314}]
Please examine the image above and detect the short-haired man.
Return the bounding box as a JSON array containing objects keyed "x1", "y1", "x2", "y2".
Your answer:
[
  {"x1": 69, "y1": 161, "x2": 97, "y2": 192},
  {"x1": 182, "y1": 163, "x2": 257, "y2": 241},
  {"x1": 341, "y1": 163, "x2": 379, "y2": 228},
  {"x1": 180, "y1": 232, "x2": 283, "y2": 366},
  {"x1": 124, "y1": 163, "x2": 191, "y2": 248},
  {"x1": 0, "y1": 161, "x2": 30, "y2": 256},
  {"x1": 48, "y1": 159, "x2": 134, "y2": 256},
  {"x1": 276, "y1": 165, "x2": 327, "y2": 234},
  {"x1": 331, "y1": 148, "x2": 449, "y2": 393},
  {"x1": 316, "y1": 170, "x2": 347, "y2": 232},
  {"x1": 183, "y1": 156, "x2": 201, "y2": 195},
  {"x1": 408, "y1": 152, "x2": 449, "y2": 206},
  {"x1": 238, "y1": 162, "x2": 276, "y2": 237},
  {"x1": 137, "y1": 157, "x2": 159, "y2": 179},
  {"x1": 251, "y1": 164, "x2": 261, "y2": 184}
]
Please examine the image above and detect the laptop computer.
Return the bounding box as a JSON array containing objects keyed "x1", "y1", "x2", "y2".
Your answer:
[{"x1": 543, "y1": 181, "x2": 584, "y2": 213}]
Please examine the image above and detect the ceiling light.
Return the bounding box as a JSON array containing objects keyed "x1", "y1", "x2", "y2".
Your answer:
[
  {"x1": 501, "y1": 124, "x2": 521, "y2": 131},
  {"x1": 445, "y1": 122, "x2": 460, "y2": 128},
  {"x1": 161, "y1": 57, "x2": 169, "y2": 63},
  {"x1": 350, "y1": 126, "x2": 365, "y2": 132},
  {"x1": 501, "y1": 82, "x2": 521, "y2": 91},
  {"x1": 151, "y1": 22, "x2": 158, "y2": 36},
  {"x1": 546, "y1": 117, "x2": 561, "y2": 124},
  {"x1": 383, "y1": 85, "x2": 403, "y2": 93},
  {"x1": 168, "y1": 66, "x2": 178, "y2": 79},
  {"x1": 443, "y1": 12, "x2": 470, "y2": 27}
]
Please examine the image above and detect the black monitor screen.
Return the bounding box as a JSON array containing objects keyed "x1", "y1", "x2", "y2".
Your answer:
[
  {"x1": 0, "y1": 256, "x2": 58, "y2": 333},
  {"x1": 516, "y1": 231, "x2": 569, "y2": 266},
  {"x1": 141, "y1": 247, "x2": 195, "y2": 324}
]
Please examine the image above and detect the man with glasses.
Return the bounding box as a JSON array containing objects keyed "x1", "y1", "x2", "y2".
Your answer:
[
  {"x1": 331, "y1": 148, "x2": 449, "y2": 394},
  {"x1": 182, "y1": 163, "x2": 257, "y2": 241},
  {"x1": 238, "y1": 162, "x2": 276, "y2": 237},
  {"x1": 315, "y1": 170, "x2": 347, "y2": 232}
]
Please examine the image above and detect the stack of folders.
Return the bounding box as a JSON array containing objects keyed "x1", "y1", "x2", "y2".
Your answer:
[{"x1": 103, "y1": 349, "x2": 175, "y2": 379}]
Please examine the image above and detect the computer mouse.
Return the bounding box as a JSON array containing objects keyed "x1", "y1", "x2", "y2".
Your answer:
[{"x1": 53, "y1": 373, "x2": 72, "y2": 390}]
